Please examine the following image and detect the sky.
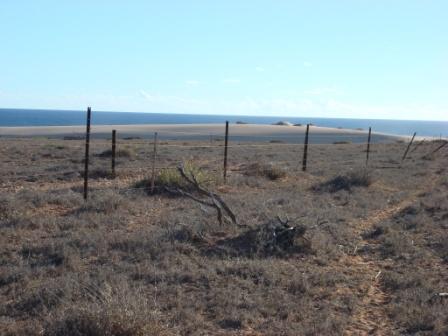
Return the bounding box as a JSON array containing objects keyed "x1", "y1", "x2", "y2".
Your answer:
[{"x1": 0, "y1": 1, "x2": 447, "y2": 120}]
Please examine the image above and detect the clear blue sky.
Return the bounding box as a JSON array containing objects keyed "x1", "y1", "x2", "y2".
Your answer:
[{"x1": 0, "y1": 1, "x2": 447, "y2": 120}]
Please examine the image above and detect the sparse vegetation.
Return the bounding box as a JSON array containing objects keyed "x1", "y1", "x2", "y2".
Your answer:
[{"x1": 0, "y1": 137, "x2": 446, "y2": 335}]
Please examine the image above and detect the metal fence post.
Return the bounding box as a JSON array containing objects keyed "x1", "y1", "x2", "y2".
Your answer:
[
  {"x1": 83, "y1": 107, "x2": 91, "y2": 200},
  {"x1": 150, "y1": 132, "x2": 158, "y2": 193},
  {"x1": 401, "y1": 132, "x2": 416, "y2": 162},
  {"x1": 111, "y1": 130, "x2": 116, "y2": 178},
  {"x1": 302, "y1": 124, "x2": 310, "y2": 171},
  {"x1": 366, "y1": 127, "x2": 372, "y2": 166},
  {"x1": 223, "y1": 121, "x2": 229, "y2": 182}
]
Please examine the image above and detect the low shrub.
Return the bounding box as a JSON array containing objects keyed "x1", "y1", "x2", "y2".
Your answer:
[
  {"x1": 381, "y1": 271, "x2": 422, "y2": 291},
  {"x1": 210, "y1": 219, "x2": 311, "y2": 257},
  {"x1": 0, "y1": 194, "x2": 17, "y2": 222},
  {"x1": 78, "y1": 190, "x2": 128, "y2": 213},
  {"x1": 314, "y1": 169, "x2": 372, "y2": 193},
  {"x1": 98, "y1": 148, "x2": 134, "y2": 158},
  {"x1": 242, "y1": 162, "x2": 287, "y2": 181}
]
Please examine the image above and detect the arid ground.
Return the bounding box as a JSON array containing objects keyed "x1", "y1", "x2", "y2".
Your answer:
[{"x1": 0, "y1": 133, "x2": 447, "y2": 335}]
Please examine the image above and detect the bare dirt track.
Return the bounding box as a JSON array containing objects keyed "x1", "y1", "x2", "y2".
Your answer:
[
  {"x1": 344, "y1": 199, "x2": 418, "y2": 335},
  {"x1": 344, "y1": 164, "x2": 447, "y2": 335}
]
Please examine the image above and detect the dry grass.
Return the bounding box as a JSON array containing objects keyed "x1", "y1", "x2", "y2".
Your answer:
[
  {"x1": 0, "y1": 138, "x2": 446, "y2": 335},
  {"x1": 134, "y1": 162, "x2": 218, "y2": 194},
  {"x1": 241, "y1": 162, "x2": 287, "y2": 180}
]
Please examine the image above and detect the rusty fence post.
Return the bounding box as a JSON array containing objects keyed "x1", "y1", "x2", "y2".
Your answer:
[
  {"x1": 223, "y1": 121, "x2": 229, "y2": 183},
  {"x1": 111, "y1": 130, "x2": 116, "y2": 178},
  {"x1": 150, "y1": 132, "x2": 158, "y2": 193},
  {"x1": 83, "y1": 107, "x2": 91, "y2": 200},
  {"x1": 366, "y1": 127, "x2": 372, "y2": 166},
  {"x1": 401, "y1": 132, "x2": 416, "y2": 163},
  {"x1": 302, "y1": 124, "x2": 310, "y2": 171}
]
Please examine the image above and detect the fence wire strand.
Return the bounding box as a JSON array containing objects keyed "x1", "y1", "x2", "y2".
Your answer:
[{"x1": 1, "y1": 132, "x2": 444, "y2": 188}]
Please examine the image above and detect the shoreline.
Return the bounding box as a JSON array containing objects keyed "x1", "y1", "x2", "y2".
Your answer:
[{"x1": 0, "y1": 123, "x2": 406, "y2": 144}]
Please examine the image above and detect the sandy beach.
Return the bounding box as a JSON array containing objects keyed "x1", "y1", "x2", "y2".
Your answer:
[{"x1": 0, "y1": 123, "x2": 402, "y2": 143}]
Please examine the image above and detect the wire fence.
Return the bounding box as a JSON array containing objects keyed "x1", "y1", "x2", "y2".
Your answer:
[{"x1": 1, "y1": 123, "x2": 446, "y2": 195}]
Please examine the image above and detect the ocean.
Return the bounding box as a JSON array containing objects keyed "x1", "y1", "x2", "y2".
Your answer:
[{"x1": 0, "y1": 108, "x2": 447, "y2": 138}]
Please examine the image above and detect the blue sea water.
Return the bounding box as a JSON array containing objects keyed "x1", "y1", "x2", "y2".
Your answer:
[{"x1": 0, "y1": 108, "x2": 447, "y2": 137}]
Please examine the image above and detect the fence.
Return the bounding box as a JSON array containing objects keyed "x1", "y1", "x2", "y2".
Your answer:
[{"x1": 1, "y1": 107, "x2": 446, "y2": 198}]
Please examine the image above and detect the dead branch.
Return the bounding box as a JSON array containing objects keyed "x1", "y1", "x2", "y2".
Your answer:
[{"x1": 164, "y1": 165, "x2": 237, "y2": 226}]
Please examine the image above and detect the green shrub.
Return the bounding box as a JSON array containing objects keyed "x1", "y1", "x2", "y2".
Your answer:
[
  {"x1": 156, "y1": 168, "x2": 185, "y2": 189},
  {"x1": 134, "y1": 162, "x2": 215, "y2": 193}
]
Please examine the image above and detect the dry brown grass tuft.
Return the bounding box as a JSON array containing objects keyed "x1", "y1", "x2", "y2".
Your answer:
[
  {"x1": 43, "y1": 282, "x2": 171, "y2": 336},
  {"x1": 241, "y1": 162, "x2": 287, "y2": 180}
]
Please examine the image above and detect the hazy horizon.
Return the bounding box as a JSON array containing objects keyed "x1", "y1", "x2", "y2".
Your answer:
[{"x1": 1, "y1": 107, "x2": 448, "y2": 123}]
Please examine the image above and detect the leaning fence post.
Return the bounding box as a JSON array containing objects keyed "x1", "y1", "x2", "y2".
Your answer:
[
  {"x1": 150, "y1": 132, "x2": 158, "y2": 194},
  {"x1": 366, "y1": 127, "x2": 372, "y2": 166},
  {"x1": 83, "y1": 107, "x2": 92, "y2": 200},
  {"x1": 401, "y1": 132, "x2": 416, "y2": 163},
  {"x1": 111, "y1": 130, "x2": 117, "y2": 178},
  {"x1": 302, "y1": 124, "x2": 310, "y2": 171},
  {"x1": 223, "y1": 121, "x2": 229, "y2": 183}
]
